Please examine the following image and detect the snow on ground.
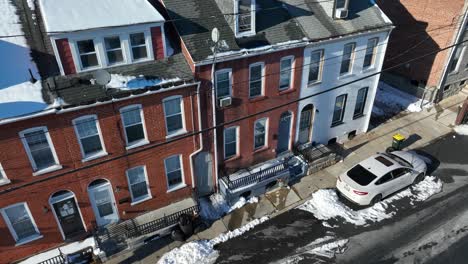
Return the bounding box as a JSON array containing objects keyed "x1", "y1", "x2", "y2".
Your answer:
[
  {"x1": 199, "y1": 193, "x2": 258, "y2": 221},
  {"x1": 19, "y1": 237, "x2": 98, "y2": 264},
  {"x1": 0, "y1": 0, "x2": 45, "y2": 120},
  {"x1": 158, "y1": 216, "x2": 269, "y2": 264},
  {"x1": 372, "y1": 82, "x2": 432, "y2": 117},
  {"x1": 454, "y1": 124, "x2": 468, "y2": 136},
  {"x1": 309, "y1": 238, "x2": 349, "y2": 258},
  {"x1": 299, "y1": 176, "x2": 442, "y2": 227},
  {"x1": 106, "y1": 74, "x2": 181, "y2": 90}
]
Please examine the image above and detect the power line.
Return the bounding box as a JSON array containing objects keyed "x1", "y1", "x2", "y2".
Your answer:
[{"x1": 1, "y1": 37, "x2": 467, "y2": 196}]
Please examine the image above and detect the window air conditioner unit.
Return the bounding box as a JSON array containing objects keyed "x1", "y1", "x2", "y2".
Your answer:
[
  {"x1": 219, "y1": 96, "x2": 232, "y2": 107},
  {"x1": 335, "y1": 8, "x2": 348, "y2": 19}
]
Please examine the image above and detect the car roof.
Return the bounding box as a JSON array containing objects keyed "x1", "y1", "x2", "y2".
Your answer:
[{"x1": 358, "y1": 154, "x2": 402, "y2": 177}]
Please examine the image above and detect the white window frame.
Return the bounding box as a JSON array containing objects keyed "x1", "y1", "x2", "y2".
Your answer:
[
  {"x1": 279, "y1": 56, "x2": 294, "y2": 90},
  {"x1": 163, "y1": 95, "x2": 187, "y2": 138},
  {"x1": 103, "y1": 35, "x2": 127, "y2": 66},
  {"x1": 74, "y1": 38, "x2": 101, "y2": 71},
  {"x1": 253, "y1": 118, "x2": 268, "y2": 150},
  {"x1": 1, "y1": 202, "x2": 42, "y2": 246},
  {"x1": 224, "y1": 126, "x2": 239, "y2": 159},
  {"x1": 164, "y1": 155, "x2": 186, "y2": 192},
  {"x1": 249, "y1": 62, "x2": 265, "y2": 98},
  {"x1": 19, "y1": 127, "x2": 62, "y2": 176},
  {"x1": 331, "y1": 94, "x2": 348, "y2": 126},
  {"x1": 49, "y1": 191, "x2": 87, "y2": 240},
  {"x1": 72, "y1": 115, "x2": 108, "y2": 162},
  {"x1": 234, "y1": 0, "x2": 256, "y2": 38},
  {"x1": 128, "y1": 31, "x2": 152, "y2": 63},
  {"x1": 0, "y1": 162, "x2": 11, "y2": 186},
  {"x1": 215, "y1": 68, "x2": 233, "y2": 99},
  {"x1": 119, "y1": 104, "x2": 149, "y2": 150},
  {"x1": 308, "y1": 49, "x2": 324, "y2": 85},
  {"x1": 340, "y1": 42, "x2": 356, "y2": 75},
  {"x1": 363, "y1": 38, "x2": 379, "y2": 69},
  {"x1": 126, "y1": 166, "x2": 152, "y2": 205},
  {"x1": 450, "y1": 46, "x2": 466, "y2": 74}
]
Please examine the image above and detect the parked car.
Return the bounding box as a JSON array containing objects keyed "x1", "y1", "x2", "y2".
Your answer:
[{"x1": 336, "y1": 151, "x2": 427, "y2": 205}]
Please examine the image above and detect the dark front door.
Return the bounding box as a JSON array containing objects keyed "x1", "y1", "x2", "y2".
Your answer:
[
  {"x1": 277, "y1": 112, "x2": 292, "y2": 154},
  {"x1": 53, "y1": 198, "x2": 85, "y2": 239}
]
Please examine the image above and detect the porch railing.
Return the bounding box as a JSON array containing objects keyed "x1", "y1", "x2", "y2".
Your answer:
[
  {"x1": 222, "y1": 162, "x2": 289, "y2": 190},
  {"x1": 38, "y1": 255, "x2": 64, "y2": 264}
]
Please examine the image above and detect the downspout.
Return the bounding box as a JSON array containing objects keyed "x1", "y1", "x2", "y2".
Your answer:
[
  {"x1": 189, "y1": 82, "x2": 202, "y2": 191},
  {"x1": 211, "y1": 47, "x2": 219, "y2": 192}
]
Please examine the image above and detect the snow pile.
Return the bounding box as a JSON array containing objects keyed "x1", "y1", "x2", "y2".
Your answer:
[
  {"x1": 454, "y1": 124, "x2": 468, "y2": 136},
  {"x1": 299, "y1": 176, "x2": 442, "y2": 226},
  {"x1": 106, "y1": 74, "x2": 181, "y2": 90},
  {"x1": 158, "y1": 216, "x2": 269, "y2": 264},
  {"x1": 372, "y1": 82, "x2": 432, "y2": 117},
  {"x1": 199, "y1": 193, "x2": 258, "y2": 221},
  {"x1": 309, "y1": 238, "x2": 348, "y2": 258}
]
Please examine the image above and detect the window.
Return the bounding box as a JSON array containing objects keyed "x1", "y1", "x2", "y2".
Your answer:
[
  {"x1": 353, "y1": 87, "x2": 368, "y2": 119},
  {"x1": 126, "y1": 166, "x2": 151, "y2": 203},
  {"x1": 77, "y1": 39, "x2": 99, "y2": 69},
  {"x1": 335, "y1": 0, "x2": 346, "y2": 9},
  {"x1": 279, "y1": 57, "x2": 293, "y2": 90},
  {"x1": 308, "y1": 50, "x2": 324, "y2": 84},
  {"x1": 331, "y1": 94, "x2": 347, "y2": 126},
  {"x1": 363, "y1": 38, "x2": 378, "y2": 68},
  {"x1": 20, "y1": 127, "x2": 60, "y2": 172},
  {"x1": 0, "y1": 163, "x2": 10, "y2": 185},
  {"x1": 130, "y1": 32, "x2": 148, "y2": 61},
  {"x1": 73, "y1": 115, "x2": 106, "y2": 160},
  {"x1": 340, "y1": 43, "x2": 356, "y2": 75},
  {"x1": 1, "y1": 203, "x2": 41, "y2": 244},
  {"x1": 164, "y1": 155, "x2": 184, "y2": 190},
  {"x1": 163, "y1": 96, "x2": 185, "y2": 136},
  {"x1": 254, "y1": 118, "x2": 267, "y2": 149},
  {"x1": 375, "y1": 173, "x2": 393, "y2": 185},
  {"x1": 249, "y1": 63, "x2": 264, "y2": 98},
  {"x1": 392, "y1": 168, "x2": 410, "y2": 179},
  {"x1": 104, "y1": 36, "x2": 124, "y2": 65},
  {"x1": 375, "y1": 156, "x2": 394, "y2": 167},
  {"x1": 237, "y1": 0, "x2": 255, "y2": 36},
  {"x1": 120, "y1": 105, "x2": 148, "y2": 147},
  {"x1": 215, "y1": 69, "x2": 232, "y2": 99},
  {"x1": 449, "y1": 46, "x2": 465, "y2": 73},
  {"x1": 224, "y1": 126, "x2": 238, "y2": 159},
  {"x1": 347, "y1": 164, "x2": 377, "y2": 186}
]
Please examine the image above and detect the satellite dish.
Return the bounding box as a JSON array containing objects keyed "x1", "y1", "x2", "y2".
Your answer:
[
  {"x1": 93, "y1": 70, "x2": 111, "y2": 86},
  {"x1": 211, "y1": 27, "x2": 220, "y2": 44}
]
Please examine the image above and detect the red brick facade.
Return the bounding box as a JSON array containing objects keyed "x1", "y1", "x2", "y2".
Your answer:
[
  {"x1": 55, "y1": 38, "x2": 76, "y2": 75},
  {"x1": 0, "y1": 84, "x2": 200, "y2": 263}
]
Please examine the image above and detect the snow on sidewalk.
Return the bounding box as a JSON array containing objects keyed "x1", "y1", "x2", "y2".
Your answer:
[
  {"x1": 158, "y1": 216, "x2": 269, "y2": 264},
  {"x1": 299, "y1": 176, "x2": 443, "y2": 227},
  {"x1": 199, "y1": 193, "x2": 258, "y2": 221},
  {"x1": 454, "y1": 124, "x2": 468, "y2": 136}
]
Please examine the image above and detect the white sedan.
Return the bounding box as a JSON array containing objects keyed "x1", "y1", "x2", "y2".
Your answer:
[{"x1": 336, "y1": 151, "x2": 428, "y2": 205}]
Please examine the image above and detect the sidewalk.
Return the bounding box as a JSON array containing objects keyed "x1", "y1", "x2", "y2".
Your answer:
[{"x1": 105, "y1": 90, "x2": 467, "y2": 264}]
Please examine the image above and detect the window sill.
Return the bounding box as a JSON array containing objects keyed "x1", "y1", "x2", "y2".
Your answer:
[
  {"x1": 82, "y1": 151, "x2": 108, "y2": 162},
  {"x1": 278, "y1": 88, "x2": 296, "y2": 95},
  {"x1": 0, "y1": 179, "x2": 11, "y2": 186},
  {"x1": 361, "y1": 66, "x2": 376, "y2": 73},
  {"x1": 167, "y1": 183, "x2": 187, "y2": 193},
  {"x1": 15, "y1": 234, "x2": 43, "y2": 246},
  {"x1": 130, "y1": 196, "x2": 152, "y2": 206},
  {"x1": 253, "y1": 146, "x2": 269, "y2": 154},
  {"x1": 166, "y1": 130, "x2": 188, "y2": 139},
  {"x1": 33, "y1": 165, "x2": 63, "y2": 176},
  {"x1": 224, "y1": 155, "x2": 241, "y2": 163},
  {"x1": 331, "y1": 121, "x2": 345, "y2": 128},
  {"x1": 126, "y1": 139, "x2": 150, "y2": 150},
  {"x1": 353, "y1": 114, "x2": 365, "y2": 120},
  {"x1": 307, "y1": 81, "x2": 322, "y2": 88},
  {"x1": 249, "y1": 95, "x2": 267, "y2": 103},
  {"x1": 338, "y1": 73, "x2": 355, "y2": 80}
]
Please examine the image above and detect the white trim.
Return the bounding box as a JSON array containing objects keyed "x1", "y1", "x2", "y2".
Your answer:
[
  {"x1": 72, "y1": 38, "x2": 102, "y2": 71},
  {"x1": 1, "y1": 202, "x2": 42, "y2": 245},
  {"x1": 87, "y1": 179, "x2": 119, "y2": 226},
  {"x1": 253, "y1": 117, "x2": 268, "y2": 150},
  {"x1": 102, "y1": 35, "x2": 127, "y2": 66},
  {"x1": 249, "y1": 62, "x2": 265, "y2": 98},
  {"x1": 164, "y1": 154, "x2": 186, "y2": 191},
  {"x1": 340, "y1": 42, "x2": 356, "y2": 76},
  {"x1": 72, "y1": 115, "x2": 108, "y2": 161},
  {"x1": 307, "y1": 49, "x2": 324, "y2": 85},
  {"x1": 214, "y1": 68, "x2": 233, "y2": 99},
  {"x1": 234, "y1": 0, "x2": 256, "y2": 38},
  {"x1": 119, "y1": 104, "x2": 149, "y2": 148},
  {"x1": 162, "y1": 95, "x2": 187, "y2": 137},
  {"x1": 126, "y1": 165, "x2": 152, "y2": 205},
  {"x1": 279, "y1": 56, "x2": 295, "y2": 90},
  {"x1": 0, "y1": 163, "x2": 11, "y2": 186},
  {"x1": 19, "y1": 126, "x2": 61, "y2": 174},
  {"x1": 362, "y1": 37, "x2": 379, "y2": 70},
  {"x1": 224, "y1": 126, "x2": 239, "y2": 159},
  {"x1": 49, "y1": 190, "x2": 87, "y2": 240},
  {"x1": 449, "y1": 45, "x2": 466, "y2": 74},
  {"x1": 128, "y1": 30, "x2": 153, "y2": 63}
]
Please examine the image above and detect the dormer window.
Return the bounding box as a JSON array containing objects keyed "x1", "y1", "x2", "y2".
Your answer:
[
  {"x1": 77, "y1": 40, "x2": 99, "y2": 69},
  {"x1": 334, "y1": 0, "x2": 349, "y2": 19},
  {"x1": 236, "y1": 0, "x2": 256, "y2": 37}
]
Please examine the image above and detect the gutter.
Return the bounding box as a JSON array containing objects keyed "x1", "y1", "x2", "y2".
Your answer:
[
  {"x1": 189, "y1": 82, "x2": 203, "y2": 191},
  {"x1": 211, "y1": 49, "x2": 220, "y2": 193}
]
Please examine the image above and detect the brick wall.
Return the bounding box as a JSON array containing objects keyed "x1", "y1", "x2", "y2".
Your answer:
[
  {"x1": 0, "y1": 84, "x2": 199, "y2": 263},
  {"x1": 456, "y1": 97, "x2": 468, "y2": 125}
]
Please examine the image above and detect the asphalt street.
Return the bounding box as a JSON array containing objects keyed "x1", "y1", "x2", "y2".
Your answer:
[{"x1": 214, "y1": 133, "x2": 468, "y2": 264}]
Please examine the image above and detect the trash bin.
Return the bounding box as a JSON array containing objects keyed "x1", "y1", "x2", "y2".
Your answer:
[{"x1": 387, "y1": 133, "x2": 405, "y2": 152}]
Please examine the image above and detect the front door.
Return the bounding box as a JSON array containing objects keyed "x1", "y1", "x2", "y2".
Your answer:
[
  {"x1": 51, "y1": 195, "x2": 85, "y2": 239},
  {"x1": 298, "y1": 109, "x2": 313, "y2": 144},
  {"x1": 194, "y1": 152, "x2": 214, "y2": 196},
  {"x1": 88, "y1": 182, "x2": 119, "y2": 227},
  {"x1": 277, "y1": 112, "x2": 292, "y2": 154}
]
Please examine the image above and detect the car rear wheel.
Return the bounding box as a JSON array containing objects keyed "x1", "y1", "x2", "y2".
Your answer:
[
  {"x1": 371, "y1": 194, "x2": 382, "y2": 205},
  {"x1": 413, "y1": 173, "x2": 425, "y2": 184}
]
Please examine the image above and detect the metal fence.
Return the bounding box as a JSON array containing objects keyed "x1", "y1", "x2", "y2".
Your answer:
[
  {"x1": 222, "y1": 162, "x2": 289, "y2": 190},
  {"x1": 38, "y1": 255, "x2": 64, "y2": 264}
]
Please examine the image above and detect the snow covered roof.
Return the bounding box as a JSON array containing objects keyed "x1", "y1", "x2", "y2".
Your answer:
[
  {"x1": 0, "y1": 0, "x2": 47, "y2": 120},
  {"x1": 38, "y1": 0, "x2": 165, "y2": 33}
]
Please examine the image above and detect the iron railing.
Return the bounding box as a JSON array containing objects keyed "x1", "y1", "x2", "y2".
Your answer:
[
  {"x1": 223, "y1": 162, "x2": 289, "y2": 190},
  {"x1": 38, "y1": 255, "x2": 64, "y2": 264}
]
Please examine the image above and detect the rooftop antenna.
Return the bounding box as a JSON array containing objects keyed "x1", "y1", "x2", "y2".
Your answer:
[{"x1": 93, "y1": 69, "x2": 111, "y2": 87}]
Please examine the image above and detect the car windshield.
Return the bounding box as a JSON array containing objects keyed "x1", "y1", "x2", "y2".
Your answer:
[
  {"x1": 347, "y1": 164, "x2": 378, "y2": 186},
  {"x1": 383, "y1": 153, "x2": 413, "y2": 168}
]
